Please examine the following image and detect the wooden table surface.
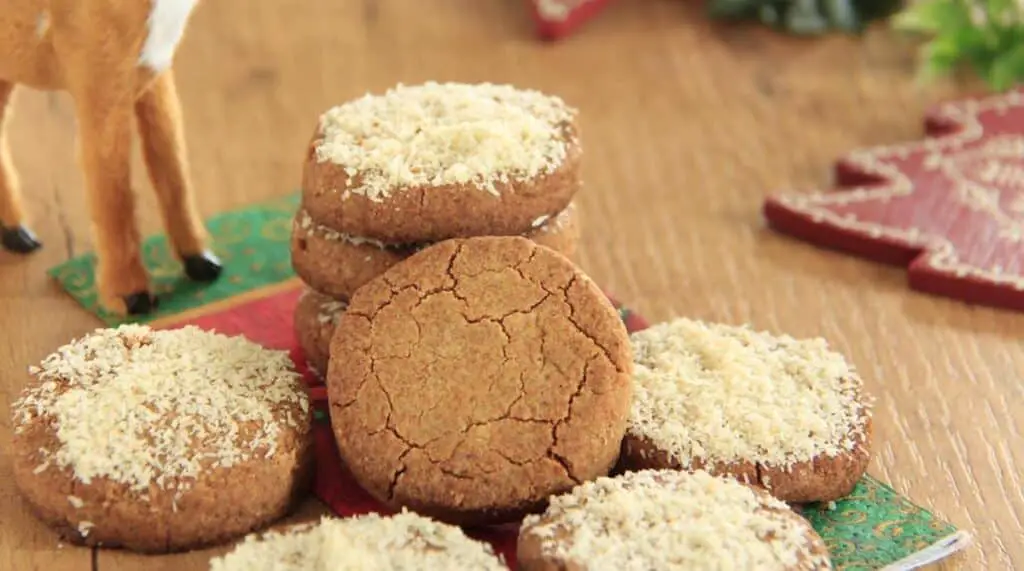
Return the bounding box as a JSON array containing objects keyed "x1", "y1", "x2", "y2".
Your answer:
[{"x1": 1, "y1": 1, "x2": 1021, "y2": 569}]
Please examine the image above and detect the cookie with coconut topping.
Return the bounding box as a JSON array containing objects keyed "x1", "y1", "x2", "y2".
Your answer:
[
  {"x1": 620, "y1": 318, "x2": 873, "y2": 503},
  {"x1": 209, "y1": 510, "x2": 506, "y2": 571},
  {"x1": 10, "y1": 325, "x2": 313, "y2": 553},
  {"x1": 517, "y1": 469, "x2": 832, "y2": 571},
  {"x1": 301, "y1": 81, "x2": 581, "y2": 244},
  {"x1": 294, "y1": 288, "x2": 349, "y2": 375},
  {"x1": 327, "y1": 236, "x2": 632, "y2": 526},
  {"x1": 291, "y1": 203, "x2": 580, "y2": 300}
]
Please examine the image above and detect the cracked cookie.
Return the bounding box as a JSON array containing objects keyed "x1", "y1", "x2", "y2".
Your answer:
[
  {"x1": 291, "y1": 203, "x2": 580, "y2": 300},
  {"x1": 327, "y1": 236, "x2": 633, "y2": 526},
  {"x1": 10, "y1": 325, "x2": 314, "y2": 553},
  {"x1": 517, "y1": 469, "x2": 832, "y2": 571},
  {"x1": 620, "y1": 318, "x2": 873, "y2": 503},
  {"x1": 294, "y1": 288, "x2": 349, "y2": 376},
  {"x1": 301, "y1": 81, "x2": 582, "y2": 244},
  {"x1": 209, "y1": 510, "x2": 506, "y2": 570}
]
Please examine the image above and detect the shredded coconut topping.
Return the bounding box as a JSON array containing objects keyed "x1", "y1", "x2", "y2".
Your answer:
[
  {"x1": 208, "y1": 510, "x2": 506, "y2": 571},
  {"x1": 628, "y1": 318, "x2": 870, "y2": 468},
  {"x1": 315, "y1": 297, "x2": 349, "y2": 325},
  {"x1": 314, "y1": 81, "x2": 577, "y2": 201},
  {"x1": 11, "y1": 325, "x2": 309, "y2": 498},
  {"x1": 296, "y1": 210, "x2": 388, "y2": 250},
  {"x1": 521, "y1": 469, "x2": 830, "y2": 570},
  {"x1": 296, "y1": 203, "x2": 573, "y2": 250},
  {"x1": 534, "y1": 202, "x2": 575, "y2": 234},
  {"x1": 78, "y1": 521, "x2": 95, "y2": 537}
]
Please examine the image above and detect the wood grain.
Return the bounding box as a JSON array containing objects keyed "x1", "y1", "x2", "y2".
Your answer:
[{"x1": 0, "y1": 1, "x2": 1019, "y2": 569}]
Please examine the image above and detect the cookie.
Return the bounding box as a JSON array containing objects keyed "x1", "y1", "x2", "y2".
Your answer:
[
  {"x1": 293, "y1": 288, "x2": 349, "y2": 376},
  {"x1": 517, "y1": 469, "x2": 832, "y2": 570},
  {"x1": 326, "y1": 236, "x2": 633, "y2": 526},
  {"x1": 10, "y1": 325, "x2": 313, "y2": 553},
  {"x1": 291, "y1": 203, "x2": 580, "y2": 300},
  {"x1": 301, "y1": 81, "x2": 582, "y2": 244},
  {"x1": 208, "y1": 510, "x2": 506, "y2": 570},
  {"x1": 619, "y1": 318, "x2": 872, "y2": 503}
]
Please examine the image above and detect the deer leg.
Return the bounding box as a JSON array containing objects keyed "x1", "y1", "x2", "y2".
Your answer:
[
  {"x1": 0, "y1": 81, "x2": 42, "y2": 254},
  {"x1": 73, "y1": 92, "x2": 154, "y2": 315},
  {"x1": 134, "y1": 70, "x2": 221, "y2": 282}
]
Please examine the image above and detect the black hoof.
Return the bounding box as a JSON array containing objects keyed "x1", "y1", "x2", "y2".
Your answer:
[
  {"x1": 1, "y1": 225, "x2": 42, "y2": 254},
  {"x1": 183, "y1": 251, "x2": 223, "y2": 282},
  {"x1": 124, "y1": 291, "x2": 158, "y2": 316}
]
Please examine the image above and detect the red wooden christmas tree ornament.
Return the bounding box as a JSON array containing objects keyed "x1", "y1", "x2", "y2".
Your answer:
[
  {"x1": 527, "y1": 0, "x2": 613, "y2": 40},
  {"x1": 763, "y1": 88, "x2": 1024, "y2": 312}
]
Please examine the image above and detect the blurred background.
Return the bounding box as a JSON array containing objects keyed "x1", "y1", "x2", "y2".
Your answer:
[{"x1": 6, "y1": 0, "x2": 975, "y2": 322}]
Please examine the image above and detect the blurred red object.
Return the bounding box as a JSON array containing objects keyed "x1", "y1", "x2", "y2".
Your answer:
[{"x1": 528, "y1": 0, "x2": 613, "y2": 40}]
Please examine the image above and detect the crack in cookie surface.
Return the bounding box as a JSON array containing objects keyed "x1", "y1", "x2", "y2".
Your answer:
[{"x1": 328, "y1": 237, "x2": 632, "y2": 523}]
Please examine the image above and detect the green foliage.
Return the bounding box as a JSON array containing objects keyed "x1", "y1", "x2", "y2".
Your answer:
[
  {"x1": 892, "y1": 0, "x2": 1024, "y2": 90},
  {"x1": 707, "y1": 0, "x2": 904, "y2": 35}
]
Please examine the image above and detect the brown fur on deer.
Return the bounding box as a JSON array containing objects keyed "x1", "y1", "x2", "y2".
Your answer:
[{"x1": 0, "y1": 0, "x2": 221, "y2": 315}]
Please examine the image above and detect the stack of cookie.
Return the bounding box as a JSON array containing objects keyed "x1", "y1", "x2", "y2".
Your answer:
[{"x1": 291, "y1": 81, "x2": 583, "y2": 375}]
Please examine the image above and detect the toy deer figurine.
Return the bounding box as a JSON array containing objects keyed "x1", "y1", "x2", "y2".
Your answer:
[{"x1": 0, "y1": 0, "x2": 222, "y2": 315}]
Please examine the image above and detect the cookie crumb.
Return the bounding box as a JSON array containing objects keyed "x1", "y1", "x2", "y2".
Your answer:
[
  {"x1": 11, "y1": 325, "x2": 308, "y2": 500},
  {"x1": 520, "y1": 469, "x2": 830, "y2": 570},
  {"x1": 315, "y1": 82, "x2": 576, "y2": 201},
  {"x1": 209, "y1": 510, "x2": 506, "y2": 570},
  {"x1": 628, "y1": 318, "x2": 870, "y2": 469}
]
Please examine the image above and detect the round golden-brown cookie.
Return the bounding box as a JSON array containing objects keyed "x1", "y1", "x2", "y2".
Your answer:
[
  {"x1": 293, "y1": 288, "x2": 349, "y2": 376},
  {"x1": 291, "y1": 203, "x2": 580, "y2": 300},
  {"x1": 326, "y1": 236, "x2": 633, "y2": 526},
  {"x1": 301, "y1": 82, "x2": 582, "y2": 244},
  {"x1": 619, "y1": 318, "x2": 873, "y2": 503},
  {"x1": 10, "y1": 325, "x2": 313, "y2": 553},
  {"x1": 209, "y1": 510, "x2": 506, "y2": 570},
  {"x1": 517, "y1": 469, "x2": 832, "y2": 571}
]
